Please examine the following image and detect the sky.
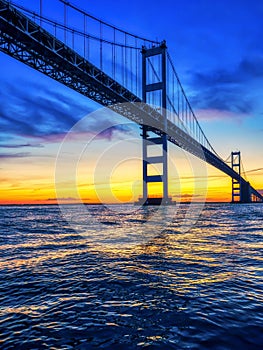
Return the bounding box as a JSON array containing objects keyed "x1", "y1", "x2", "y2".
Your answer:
[{"x1": 0, "y1": 0, "x2": 263, "y2": 204}]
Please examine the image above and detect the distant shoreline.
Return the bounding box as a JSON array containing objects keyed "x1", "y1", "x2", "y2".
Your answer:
[{"x1": 1, "y1": 201, "x2": 258, "y2": 207}]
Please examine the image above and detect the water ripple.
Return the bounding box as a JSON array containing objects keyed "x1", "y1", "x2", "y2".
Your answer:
[{"x1": 0, "y1": 204, "x2": 263, "y2": 349}]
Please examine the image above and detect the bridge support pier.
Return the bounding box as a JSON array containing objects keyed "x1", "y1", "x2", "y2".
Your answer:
[
  {"x1": 231, "y1": 151, "x2": 251, "y2": 203},
  {"x1": 139, "y1": 42, "x2": 172, "y2": 205},
  {"x1": 231, "y1": 151, "x2": 241, "y2": 203},
  {"x1": 141, "y1": 125, "x2": 172, "y2": 205},
  {"x1": 240, "y1": 181, "x2": 251, "y2": 203}
]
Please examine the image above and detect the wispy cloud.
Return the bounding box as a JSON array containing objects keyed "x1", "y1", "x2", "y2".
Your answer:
[
  {"x1": 189, "y1": 55, "x2": 263, "y2": 115},
  {"x1": 47, "y1": 197, "x2": 77, "y2": 201},
  {"x1": 94, "y1": 124, "x2": 134, "y2": 141},
  {"x1": 0, "y1": 80, "x2": 135, "y2": 146},
  {"x1": 0, "y1": 143, "x2": 44, "y2": 149},
  {"x1": 195, "y1": 109, "x2": 248, "y2": 123},
  {"x1": 0, "y1": 152, "x2": 31, "y2": 159},
  {"x1": 0, "y1": 81, "x2": 92, "y2": 139},
  {"x1": 193, "y1": 56, "x2": 263, "y2": 87},
  {"x1": 172, "y1": 194, "x2": 203, "y2": 199}
]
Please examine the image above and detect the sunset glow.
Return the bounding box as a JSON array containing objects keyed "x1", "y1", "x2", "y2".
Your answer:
[{"x1": 1, "y1": 0, "x2": 262, "y2": 205}]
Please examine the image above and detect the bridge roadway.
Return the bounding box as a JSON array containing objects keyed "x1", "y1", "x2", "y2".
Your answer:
[{"x1": 0, "y1": 0, "x2": 262, "y2": 202}]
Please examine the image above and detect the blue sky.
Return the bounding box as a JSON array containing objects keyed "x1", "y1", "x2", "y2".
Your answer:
[{"x1": 0, "y1": 0, "x2": 263, "y2": 201}]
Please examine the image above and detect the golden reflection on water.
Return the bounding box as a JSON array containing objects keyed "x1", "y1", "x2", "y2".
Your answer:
[
  {"x1": 1, "y1": 204, "x2": 262, "y2": 296},
  {"x1": 0, "y1": 239, "x2": 89, "y2": 269},
  {"x1": 1, "y1": 204, "x2": 263, "y2": 350},
  {"x1": 1, "y1": 305, "x2": 50, "y2": 318}
]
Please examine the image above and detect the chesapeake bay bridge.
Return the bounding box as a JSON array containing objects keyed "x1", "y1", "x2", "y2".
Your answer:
[{"x1": 0, "y1": 0, "x2": 262, "y2": 204}]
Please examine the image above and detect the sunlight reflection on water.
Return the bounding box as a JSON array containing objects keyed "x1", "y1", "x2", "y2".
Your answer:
[{"x1": 0, "y1": 204, "x2": 263, "y2": 349}]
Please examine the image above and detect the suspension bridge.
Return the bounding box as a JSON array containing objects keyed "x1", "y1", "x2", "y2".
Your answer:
[{"x1": 0, "y1": 0, "x2": 262, "y2": 204}]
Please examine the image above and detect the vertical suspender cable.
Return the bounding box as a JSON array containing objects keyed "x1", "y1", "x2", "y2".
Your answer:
[
  {"x1": 130, "y1": 47, "x2": 133, "y2": 92},
  {"x1": 152, "y1": 57, "x2": 154, "y2": 106},
  {"x1": 100, "y1": 22, "x2": 103, "y2": 70},
  {"x1": 124, "y1": 34, "x2": 127, "y2": 87},
  {"x1": 64, "y1": 2, "x2": 67, "y2": 44},
  {"x1": 39, "y1": 0, "x2": 42, "y2": 26},
  {"x1": 84, "y1": 14, "x2": 86, "y2": 58},
  {"x1": 193, "y1": 115, "x2": 195, "y2": 139},
  {"x1": 135, "y1": 39, "x2": 138, "y2": 96},
  {"x1": 87, "y1": 34, "x2": 90, "y2": 60},
  {"x1": 138, "y1": 45, "x2": 141, "y2": 98},
  {"x1": 172, "y1": 65, "x2": 175, "y2": 123},
  {"x1": 113, "y1": 28, "x2": 116, "y2": 80},
  {"x1": 181, "y1": 94, "x2": 184, "y2": 125},
  {"x1": 122, "y1": 45, "x2": 124, "y2": 86},
  {"x1": 186, "y1": 104, "x2": 189, "y2": 131},
  {"x1": 177, "y1": 81, "x2": 180, "y2": 118},
  {"x1": 111, "y1": 43, "x2": 114, "y2": 79},
  {"x1": 161, "y1": 54, "x2": 163, "y2": 113},
  {"x1": 72, "y1": 29, "x2": 74, "y2": 50}
]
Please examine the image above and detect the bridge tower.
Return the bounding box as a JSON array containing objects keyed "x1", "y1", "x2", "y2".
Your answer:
[
  {"x1": 231, "y1": 151, "x2": 251, "y2": 203},
  {"x1": 140, "y1": 41, "x2": 172, "y2": 205},
  {"x1": 231, "y1": 151, "x2": 241, "y2": 203}
]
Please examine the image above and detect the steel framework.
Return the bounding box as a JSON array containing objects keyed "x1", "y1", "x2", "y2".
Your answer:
[{"x1": 141, "y1": 43, "x2": 172, "y2": 205}]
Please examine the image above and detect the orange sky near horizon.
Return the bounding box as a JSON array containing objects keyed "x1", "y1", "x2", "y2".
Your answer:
[{"x1": 1, "y1": 134, "x2": 261, "y2": 205}]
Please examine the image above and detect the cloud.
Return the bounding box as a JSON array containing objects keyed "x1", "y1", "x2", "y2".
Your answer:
[
  {"x1": 47, "y1": 197, "x2": 77, "y2": 201},
  {"x1": 193, "y1": 57, "x2": 263, "y2": 87},
  {"x1": 195, "y1": 109, "x2": 248, "y2": 123},
  {"x1": 36, "y1": 123, "x2": 135, "y2": 146},
  {"x1": 0, "y1": 152, "x2": 31, "y2": 159},
  {"x1": 95, "y1": 124, "x2": 134, "y2": 141},
  {"x1": 0, "y1": 143, "x2": 44, "y2": 148},
  {"x1": 0, "y1": 81, "x2": 92, "y2": 139},
  {"x1": 0, "y1": 80, "x2": 135, "y2": 146},
  {"x1": 172, "y1": 193, "x2": 203, "y2": 199},
  {"x1": 189, "y1": 56, "x2": 263, "y2": 115}
]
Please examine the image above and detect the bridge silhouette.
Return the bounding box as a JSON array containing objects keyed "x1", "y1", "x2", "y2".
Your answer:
[{"x1": 0, "y1": 0, "x2": 262, "y2": 204}]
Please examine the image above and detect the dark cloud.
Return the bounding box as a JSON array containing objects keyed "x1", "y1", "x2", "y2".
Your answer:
[
  {"x1": 0, "y1": 81, "x2": 93, "y2": 139},
  {"x1": 47, "y1": 197, "x2": 77, "y2": 201},
  {"x1": 96, "y1": 124, "x2": 134, "y2": 141},
  {"x1": 0, "y1": 152, "x2": 31, "y2": 159},
  {"x1": 193, "y1": 57, "x2": 263, "y2": 87},
  {"x1": 0, "y1": 143, "x2": 44, "y2": 148},
  {"x1": 189, "y1": 56, "x2": 263, "y2": 114},
  {"x1": 172, "y1": 194, "x2": 203, "y2": 198},
  {"x1": 0, "y1": 80, "x2": 135, "y2": 145}
]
